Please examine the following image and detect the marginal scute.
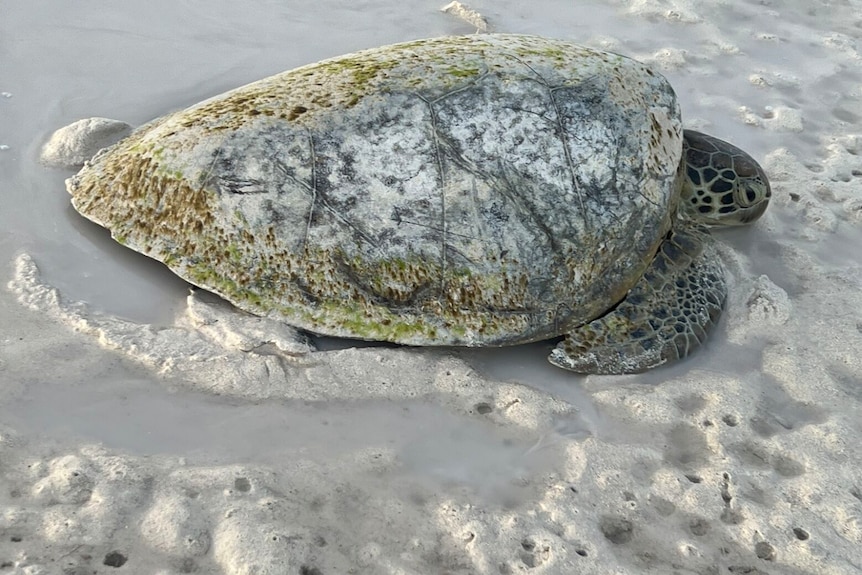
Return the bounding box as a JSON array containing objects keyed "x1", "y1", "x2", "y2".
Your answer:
[
  {"x1": 67, "y1": 34, "x2": 684, "y2": 347},
  {"x1": 550, "y1": 226, "x2": 726, "y2": 374}
]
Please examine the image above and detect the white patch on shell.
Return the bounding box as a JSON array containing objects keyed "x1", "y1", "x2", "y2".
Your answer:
[{"x1": 647, "y1": 106, "x2": 683, "y2": 179}]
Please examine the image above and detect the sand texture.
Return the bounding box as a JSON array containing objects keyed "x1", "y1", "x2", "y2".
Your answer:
[{"x1": 2, "y1": 0, "x2": 862, "y2": 573}]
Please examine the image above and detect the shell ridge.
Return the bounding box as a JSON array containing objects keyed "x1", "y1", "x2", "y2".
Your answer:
[
  {"x1": 302, "y1": 128, "x2": 317, "y2": 255},
  {"x1": 413, "y1": 91, "x2": 449, "y2": 306}
]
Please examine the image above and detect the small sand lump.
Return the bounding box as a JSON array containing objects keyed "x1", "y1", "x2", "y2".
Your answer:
[{"x1": 41, "y1": 117, "x2": 132, "y2": 169}]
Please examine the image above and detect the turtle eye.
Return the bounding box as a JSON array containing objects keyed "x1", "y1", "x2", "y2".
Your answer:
[{"x1": 735, "y1": 178, "x2": 769, "y2": 208}]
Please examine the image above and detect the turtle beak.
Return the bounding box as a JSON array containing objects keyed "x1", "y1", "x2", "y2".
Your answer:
[{"x1": 738, "y1": 199, "x2": 769, "y2": 224}]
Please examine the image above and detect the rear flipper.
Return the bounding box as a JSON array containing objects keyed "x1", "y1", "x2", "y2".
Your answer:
[{"x1": 549, "y1": 226, "x2": 726, "y2": 375}]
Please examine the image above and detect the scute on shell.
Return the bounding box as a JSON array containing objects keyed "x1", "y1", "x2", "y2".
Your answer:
[{"x1": 67, "y1": 34, "x2": 683, "y2": 346}]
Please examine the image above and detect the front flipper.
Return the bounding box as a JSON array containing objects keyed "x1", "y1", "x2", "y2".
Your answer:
[{"x1": 549, "y1": 226, "x2": 726, "y2": 374}]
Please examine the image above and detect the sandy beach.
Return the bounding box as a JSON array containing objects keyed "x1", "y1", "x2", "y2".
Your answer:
[{"x1": 2, "y1": 0, "x2": 861, "y2": 573}]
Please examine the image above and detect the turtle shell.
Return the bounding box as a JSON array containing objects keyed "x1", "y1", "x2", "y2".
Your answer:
[{"x1": 67, "y1": 34, "x2": 683, "y2": 346}]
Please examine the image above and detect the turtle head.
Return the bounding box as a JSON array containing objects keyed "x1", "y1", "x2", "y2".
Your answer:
[{"x1": 679, "y1": 130, "x2": 771, "y2": 226}]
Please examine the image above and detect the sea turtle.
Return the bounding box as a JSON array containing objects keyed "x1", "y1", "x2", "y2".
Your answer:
[{"x1": 64, "y1": 34, "x2": 771, "y2": 374}]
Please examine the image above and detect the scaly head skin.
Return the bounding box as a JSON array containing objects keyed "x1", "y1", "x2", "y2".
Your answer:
[{"x1": 679, "y1": 130, "x2": 771, "y2": 225}]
